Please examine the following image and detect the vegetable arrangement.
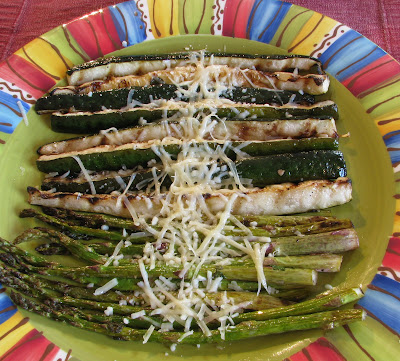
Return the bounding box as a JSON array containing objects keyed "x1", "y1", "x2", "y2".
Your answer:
[{"x1": 0, "y1": 51, "x2": 364, "y2": 347}]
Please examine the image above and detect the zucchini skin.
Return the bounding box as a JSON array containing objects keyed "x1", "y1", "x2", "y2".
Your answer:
[
  {"x1": 50, "y1": 102, "x2": 337, "y2": 134},
  {"x1": 36, "y1": 138, "x2": 339, "y2": 174},
  {"x1": 42, "y1": 169, "x2": 163, "y2": 194},
  {"x1": 41, "y1": 150, "x2": 346, "y2": 194},
  {"x1": 35, "y1": 85, "x2": 314, "y2": 114},
  {"x1": 67, "y1": 53, "x2": 322, "y2": 75}
]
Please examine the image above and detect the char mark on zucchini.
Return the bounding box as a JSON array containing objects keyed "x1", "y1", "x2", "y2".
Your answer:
[
  {"x1": 67, "y1": 53, "x2": 325, "y2": 86},
  {"x1": 49, "y1": 100, "x2": 338, "y2": 134},
  {"x1": 55, "y1": 64, "x2": 329, "y2": 96},
  {"x1": 28, "y1": 178, "x2": 352, "y2": 219},
  {"x1": 38, "y1": 118, "x2": 338, "y2": 156}
]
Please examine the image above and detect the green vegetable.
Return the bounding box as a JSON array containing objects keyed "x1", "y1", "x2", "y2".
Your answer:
[
  {"x1": 36, "y1": 138, "x2": 339, "y2": 174},
  {"x1": 35, "y1": 85, "x2": 314, "y2": 114},
  {"x1": 50, "y1": 103, "x2": 338, "y2": 134}
]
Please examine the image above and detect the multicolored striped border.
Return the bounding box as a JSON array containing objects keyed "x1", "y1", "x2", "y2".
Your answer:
[{"x1": 0, "y1": 0, "x2": 399, "y2": 360}]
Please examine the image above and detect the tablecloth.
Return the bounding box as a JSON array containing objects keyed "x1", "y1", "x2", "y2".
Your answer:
[{"x1": 0, "y1": 0, "x2": 399, "y2": 62}]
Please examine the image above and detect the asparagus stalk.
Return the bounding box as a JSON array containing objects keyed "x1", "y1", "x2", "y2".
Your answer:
[
  {"x1": 0, "y1": 237, "x2": 55, "y2": 267},
  {"x1": 10, "y1": 290, "x2": 364, "y2": 344},
  {"x1": 225, "y1": 218, "x2": 353, "y2": 237},
  {"x1": 231, "y1": 254, "x2": 343, "y2": 272},
  {"x1": 23, "y1": 208, "x2": 354, "y2": 240},
  {"x1": 270, "y1": 228, "x2": 359, "y2": 255},
  {"x1": 42, "y1": 207, "x2": 337, "y2": 231},
  {"x1": 236, "y1": 287, "x2": 364, "y2": 322},
  {"x1": 19, "y1": 208, "x2": 151, "y2": 243},
  {"x1": 37, "y1": 263, "x2": 317, "y2": 287}
]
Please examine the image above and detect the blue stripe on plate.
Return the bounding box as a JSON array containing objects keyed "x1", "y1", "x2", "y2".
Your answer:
[
  {"x1": 247, "y1": 0, "x2": 291, "y2": 44},
  {"x1": 108, "y1": 1, "x2": 147, "y2": 47},
  {"x1": 371, "y1": 274, "x2": 400, "y2": 299},
  {"x1": 357, "y1": 287, "x2": 400, "y2": 334},
  {"x1": 0, "y1": 91, "x2": 30, "y2": 134},
  {"x1": 319, "y1": 30, "x2": 386, "y2": 81},
  {"x1": 0, "y1": 286, "x2": 17, "y2": 324}
]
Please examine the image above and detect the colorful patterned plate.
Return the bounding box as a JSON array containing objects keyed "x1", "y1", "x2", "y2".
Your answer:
[{"x1": 0, "y1": 1, "x2": 399, "y2": 360}]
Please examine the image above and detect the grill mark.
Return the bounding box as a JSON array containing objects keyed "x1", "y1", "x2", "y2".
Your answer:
[
  {"x1": 61, "y1": 25, "x2": 90, "y2": 62},
  {"x1": 38, "y1": 343, "x2": 56, "y2": 361},
  {"x1": 368, "y1": 284, "x2": 400, "y2": 302},
  {"x1": 276, "y1": 9, "x2": 310, "y2": 47},
  {"x1": 358, "y1": 77, "x2": 400, "y2": 99},
  {"x1": 231, "y1": 0, "x2": 245, "y2": 38},
  {"x1": 114, "y1": 5, "x2": 129, "y2": 42},
  {"x1": 343, "y1": 324, "x2": 375, "y2": 361},
  {"x1": 367, "y1": 93, "x2": 400, "y2": 114},
  {"x1": 0, "y1": 317, "x2": 30, "y2": 341},
  {"x1": 194, "y1": 0, "x2": 207, "y2": 34},
  {"x1": 5, "y1": 59, "x2": 48, "y2": 92},
  {"x1": 323, "y1": 36, "x2": 363, "y2": 70},
  {"x1": 258, "y1": 1, "x2": 284, "y2": 40},
  {"x1": 347, "y1": 59, "x2": 394, "y2": 89},
  {"x1": 152, "y1": 0, "x2": 162, "y2": 37},
  {"x1": 378, "y1": 117, "x2": 400, "y2": 125},
  {"x1": 0, "y1": 101, "x2": 22, "y2": 116},
  {"x1": 336, "y1": 46, "x2": 377, "y2": 76},
  {"x1": 101, "y1": 11, "x2": 120, "y2": 49},
  {"x1": 354, "y1": 304, "x2": 400, "y2": 337},
  {"x1": 310, "y1": 24, "x2": 345, "y2": 58},
  {"x1": 246, "y1": 0, "x2": 263, "y2": 39},
  {"x1": 0, "y1": 305, "x2": 17, "y2": 314},
  {"x1": 22, "y1": 47, "x2": 60, "y2": 80},
  {"x1": 288, "y1": 14, "x2": 325, "y2": 53},
  {"x1": 377, "y1": 266, "x2": 400, "y2": 281},
  {"x1": 85, "y1": 17, "x2": 103, "y2": 57}
]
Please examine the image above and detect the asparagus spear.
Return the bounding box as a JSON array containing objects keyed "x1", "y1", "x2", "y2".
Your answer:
[
  {"x1": 35, "y1": 263, "x2": 317, "y2": 287},
  {"x1": 42, "y1": 207, "x2": 337, "y2": 231},
  {"x1": 22, "y1": 207, "x2": 354, "y2": 240},
  {"x1": 236, "y1": 287, "x2": 364, "y2": 322},
  {"x1": 19, "y1": 208, "x2": 151, "y2": 243},
  {"x1": 9, "y1": 290, "x2": 365, "y2": 344},
  {"x1": 231, "y1": 254, "x2": 343, "y2": 272}
]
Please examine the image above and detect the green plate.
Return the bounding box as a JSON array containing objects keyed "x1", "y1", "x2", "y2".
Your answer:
[{"x1": 0, "y1": 1, "x2": 399, "y2": 360}]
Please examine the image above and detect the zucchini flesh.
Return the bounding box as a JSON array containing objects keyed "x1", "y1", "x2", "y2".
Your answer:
[
  {"x1": 28, "y1": 178, "x2": 353, "y2": 219},
  {"x1": 41, "y1": 150, "x2": 346, "y2": 194},
  {"x1": 56, "y1": 65, "x2": 328, "y2": 96},
  {"x1": 39, "y1": 118, "x2": 338, "y2": 156},
  {"x1": 49, "y1": 101, "x2": 338, "y2": 134},
  {"x1": 67, "y1": 53, "x2": 324, "y2": 86},
  {"x1": 35, "y1": 85, "x2": 314, "y2": 114},
  {"x1": 36, "y1": 138, "x2": 339, "y2": 174}
]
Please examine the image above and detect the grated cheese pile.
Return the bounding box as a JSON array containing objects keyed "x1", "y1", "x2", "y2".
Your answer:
[{"x1": 95, "y1": 51, "x2": 277, "y2": 344}]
